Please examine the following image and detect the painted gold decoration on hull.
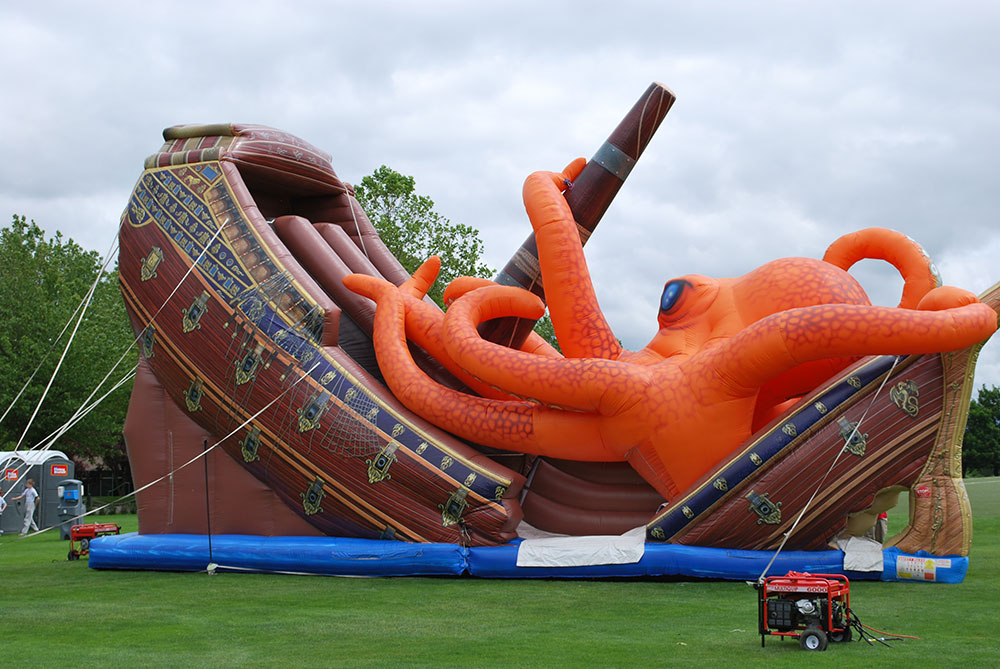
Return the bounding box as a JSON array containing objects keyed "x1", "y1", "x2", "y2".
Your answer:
[
  {"x1": 140, "y1": 246, "x2": 163, "y2": 281},
  {"x1": 366, "y1": 442, "x2": 399, "y2": 484},
  {"x1": 297, "y1": 393, "x2": 329, "y2": 433},
  {"x1": 235, "y1": 342, "x2": 267, "y2": 385},
  {"x1": 746, "y1": 490, "x2": 782, "y2": 525},
  {"x1": 240, "y1": 426, "x2": 262, "y2": 463},
  {"x1": 140, "y1": 325, "x2": 156, "y2": 359},
  {"x1": 239, "y1": 295, "x2": 266, "y2": 322},
  {"x1": 440, "y1": 487, "x2": 469, "y2": 526},
  {"x1": 184, "y1": 378, "x2": 204, "y2": 412},
  {"x1": 890, "y1": 379, "x2": 920, "y2": 418},
  {"x1": 837, "y1": 416, "x2": 867, "y2": 456},
  {"x1": 182, "y1": 291, "x2": 210, "y2": 333},
  {"x1": 301, "y1": 478, "x2": 325, "y2": 515}
]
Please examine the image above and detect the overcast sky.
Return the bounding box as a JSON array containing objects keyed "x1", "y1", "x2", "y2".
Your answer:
[{"x1": 3, "y1": 1, "x2": 1000, "y2": 391}]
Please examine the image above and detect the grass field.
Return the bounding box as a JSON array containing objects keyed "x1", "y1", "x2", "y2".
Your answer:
[{"x1": 3, "y1": 479, "x2": 999, "y2": 667}]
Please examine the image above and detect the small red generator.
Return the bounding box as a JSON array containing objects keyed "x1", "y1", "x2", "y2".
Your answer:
[
  {"x1": 67, "y1": 522, "x2": 121, "y2": 561},
  {"x1": 757, "y1": 571, "x2": 854, "y2": 651}
]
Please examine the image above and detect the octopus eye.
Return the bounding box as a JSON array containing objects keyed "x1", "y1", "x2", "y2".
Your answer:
[{"x1": 659, "y1": 280, "x2": 690, "y2": 314}]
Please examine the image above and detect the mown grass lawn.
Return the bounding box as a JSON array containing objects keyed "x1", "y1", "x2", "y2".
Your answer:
[{"x1": 3, "y1": 479, "x2": 999, "y2": 667}]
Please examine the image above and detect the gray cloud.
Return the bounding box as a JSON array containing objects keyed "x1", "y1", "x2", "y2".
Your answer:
[{"x1": 2, "y1": 0, "x2": 999, "y2": 389}]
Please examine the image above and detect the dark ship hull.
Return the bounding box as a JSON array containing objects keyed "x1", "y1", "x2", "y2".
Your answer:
[{"x1": 119, "y1": 125, "x2": 523, "y2": 546}]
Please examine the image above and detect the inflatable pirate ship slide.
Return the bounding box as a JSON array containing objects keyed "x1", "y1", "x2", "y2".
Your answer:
[{"x1": 96, "y1": 83, "x2": 999, "y2": 580}]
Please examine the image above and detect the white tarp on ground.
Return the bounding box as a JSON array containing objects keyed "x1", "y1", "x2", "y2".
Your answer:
[
  {"x1": 515, "y1": 524, "x2": 647, "y2": 567},
  {"x1": 836, "y1": 536, "x2": 884, "y2": 572}
]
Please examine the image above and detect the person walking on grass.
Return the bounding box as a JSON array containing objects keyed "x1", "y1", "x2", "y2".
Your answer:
[
  {"x1": 0, "y1": 487, "x2": 6, "y2": 535},
  {"x1": 11, "y1": 479, "x2": 39, "y2": 536}
]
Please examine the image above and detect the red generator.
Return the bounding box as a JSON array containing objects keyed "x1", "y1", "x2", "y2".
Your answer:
[
  {"x1": 758, "y1": 571, "x2": 854, "y2": 651},
  {"x1": 67, "y1": 523, "x2": 121, "y2": 561}
]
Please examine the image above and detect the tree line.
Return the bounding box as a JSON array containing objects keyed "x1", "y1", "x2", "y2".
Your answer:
[
  {"x1": 964, "y1": 385, "x2": 1000, "y2": 476},
  {"x1": 0, "y1": 215, "x2": 135, "y2": 474}
]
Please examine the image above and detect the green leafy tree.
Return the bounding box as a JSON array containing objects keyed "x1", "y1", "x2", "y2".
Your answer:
[
  {"x1": 354, "y1": 165, "x2": 560, "y2": 349},
  {"x1": 964, "y1": 385, "x2": 1000, "y2": 476},
  {"x1": 531, "y1": 312, "x2": 561, "y2": 353},
  {"x1": 354, "y1": 166, "x2": 494, "y2": 306},
  {"x1": 0, "y1": 215, "x2": 136, "y2": 469}
]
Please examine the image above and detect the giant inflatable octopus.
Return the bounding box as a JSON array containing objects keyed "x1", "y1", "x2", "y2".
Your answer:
[
  {"x1": 347, "y1": 158, "x2": 996, "y2": 500},
  {"x1": 106, "y1": 84, "x2": 1000, "y2": 579}
]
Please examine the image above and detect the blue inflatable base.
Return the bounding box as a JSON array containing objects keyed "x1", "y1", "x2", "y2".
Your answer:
[
  {"x1": 89, "y1": 534, "x2": 467, "y2": 576},
  {"x1": 89, "y1": 533, "x2": 968, "y2": 583}
]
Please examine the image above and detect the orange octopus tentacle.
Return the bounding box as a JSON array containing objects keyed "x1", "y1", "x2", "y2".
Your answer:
[
  {"x1": 380, "y1": 258, "x2": 554, "y2": 398},
  {"x1": 400, "y1": 255, "x2": 441, "y2": 298},
  {"x1": 714, "y1": 296, "x2": 997, "y2": 392},
  {"x1": 443, "y1": 276, "x2": 495, "y2": 305},
  {"x1": 344, "y1": 273, "x2": 537, "y2": 445},
  {"x1": 440, "y1": 284, "x2": 648, "y2": 416},
  {"x1": 519, "y1": 331, "x2": 562, "y2": 358},
  {"x1": 343, "y1": 273, "x2": 623, "y2": 461},
  {"x1": 395, "y1": 292, "x2": 517, "y2": 401},
  {"x1": 444, "y1": 276, "x2": 561, "y2": 358},
  {"x1": 823, "y1": 227, "x2": 941, "y2": 309},
  {"x1": 523, "y1": 160, "x2": 624, "y2": 360},
  {"x1": 916, "y1": 284, "x2": 979, "y2": 311},
  {"x1": 345, "y1": 268, "x2": 511, "y2": 401}
]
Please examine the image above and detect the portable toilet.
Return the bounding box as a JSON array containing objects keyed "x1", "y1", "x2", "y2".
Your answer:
[
  {"x1": 0, "y1": 450, "x2": 74, "y2": 533},
  {"x1": 56, "y1": 479, "x2": 87, "y2": 540}
]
